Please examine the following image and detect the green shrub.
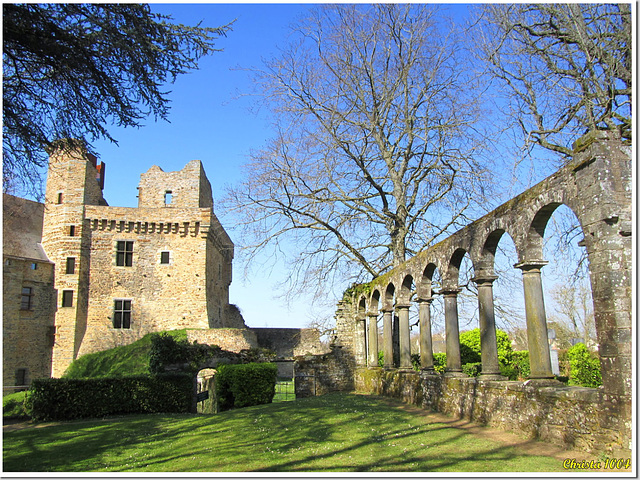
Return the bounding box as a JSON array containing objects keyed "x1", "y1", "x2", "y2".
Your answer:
[
  {"x1": 567, "y1": 343, "x2": 602, "y2": 388},
  {"x1": 215, "y1": 363, "x2": 277, "y2": 411},
  {"x1": 459, "y1": 328, "x2": 514, "y2": 366},
  {"x1": 3, "y1": 391, "x2": 28, "y2": 419},
  {"x1": 462, "y1": 362, "x2": 482, "y2": 377},
  {"x1": 508, "y1": 350, "x2": 530, "y2": 380},
  {"x1": 433, "y1": 352, "x2": 446, "y2": 374},
  {"x1": 25, "y1": 374, "x2": 193, "y2": 421},
  {"x1": 378, "y1": 350, "x2": 384, "y2": 367}
]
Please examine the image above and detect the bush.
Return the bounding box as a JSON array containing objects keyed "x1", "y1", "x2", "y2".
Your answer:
[
  {"x1": 25, "y1": 374, "x2": 193, "y2": 421},
  {"x1": 567, "y1": 343, "x2": 602, "y2": 388},
  {"x1": 433, "y1": 352, "x2": 446, "y2": 374},
  {"x1": 507, "y1": 351, "x2": 530, "y2": 380},
  {"x1": 215, "y1": 363, "x2": 277, "y2": 411},
  {"x1": 462, "y1": 362, "x2": 482, "y2": 377},
  {"x1": 459, "y1": 328, "x2": 514, "y2": 366}
]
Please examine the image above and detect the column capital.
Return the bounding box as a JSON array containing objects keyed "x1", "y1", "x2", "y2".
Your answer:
[
  {"x1": 472, "y1": 274, "x2": 499, "y2": 285},
  {"x1": 394, "y1": 303, "x2": 411, "y2": 311},
  {"x1": 514, "y1": 260, "x2": 549, "y2": 272},
  {"x1": 366, "y1": 311, "x2": 378, "y2": 319},
  {"x1": 416, "y1": 296, "x2": 433, "y2": 304},
  {"x1": 441, "y1": 288, "x2": 462, "y2": 297}
]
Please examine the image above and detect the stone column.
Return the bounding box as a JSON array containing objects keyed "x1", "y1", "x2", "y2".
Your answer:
[
  {"x1": 473, "y1": 275, "x2": 505, "y2": 379},
  {"x1": 382, "y1": 308, "x2": 394, "y2": 369},
  {"x1": 417, "y1": 297, "x2": 435, "y2": 372},
  {"x1": 515, "y1": 262, "x2": 554, "y2": 380},
  {"x1": 367, "y1": 312, "x2": 379, "y2": 368},
  {"x1": 396, "y1": 304, "x2": 412, "y2": 370},
  {"x1": 443, "y1": 289, "x2": 464, "y2": 375},
  {"x1": 392, "y1": 314, "x2": 400, "y2": 367},
  {"x1": 354, "y1": 315, "x2": 367, "y2": 367}
]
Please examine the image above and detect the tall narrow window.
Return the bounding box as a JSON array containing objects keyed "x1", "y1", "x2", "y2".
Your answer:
[
  {"x1": 15, "y1": 368, "x2": 27, "y2": 387},
  {"x1": 20, "y1": 287, "x2": 33, "y2": 310},
  {"x1": 57, "y1": 193, "x2": 63, "y2": 204},
  {"x1": 116, "y1": 241, "x2": 134, "y2": 267},
  {"x1": 62, "y1": 290, "x2": 73, "y2": 308},
  {"x1": 113, "y1": 300, "x2": 132, "y2": 329},
  {"x1": 69, "y1": 225, "x2": 76, "y2": 237},
  {"x1": 65, "y1": 257, "x2": 76, "y2": 274},
  {"x1": 160, "y1": 251, "x2": 170, "y2": 264},
  {"x1": 164, "y1": 191, "x2": 173, "y2": 205}
]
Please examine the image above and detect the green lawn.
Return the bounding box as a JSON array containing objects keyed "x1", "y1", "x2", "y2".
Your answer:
[{"x1": 3, "y1": 393, "x2": 586, "y2": 473}]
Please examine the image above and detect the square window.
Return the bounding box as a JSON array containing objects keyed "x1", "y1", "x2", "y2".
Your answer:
[
  {"x1": 65, "y1": 257, "x2": 76, "y2": 274},
  {"x1": 160, "y1": 251, "x2": 170, "y2": 264},
  {"x1": 30, "y1": 262, "x2": 38, "y2": 270},
  {"x1": 113, "y1": 299, "x2": 132, "y2": 329},
  {"x1": 116, "y1": 241, "x2": 134, "y2": 267},
  {"x1": 20, "y1": 287, "x2": 33, "y2": 310},
  {"x1": 62, "y1": 290, "x2": 73, "y2": 308}
]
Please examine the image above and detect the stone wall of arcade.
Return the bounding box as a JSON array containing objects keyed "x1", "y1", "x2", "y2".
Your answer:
[{"x1": 334, "y1": 130, "x2": 632, "y2": 453}]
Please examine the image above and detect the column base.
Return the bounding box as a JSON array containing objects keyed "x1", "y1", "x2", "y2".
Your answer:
[
  {"x1": 420, "y1": 367, "x2": 437, "y2": 374},
  {"x1": 478, "y1": 373, "x2": 508, "y2": 381},
  {"x1": 523, "y1": 378, "x2": 562, "y2": 387},
  {"x1": 444, "y1": 371, "x2": 468, "y2": 378},
  {"x1": 397, "y1": 367, "x2": 415, "y2": 373}
]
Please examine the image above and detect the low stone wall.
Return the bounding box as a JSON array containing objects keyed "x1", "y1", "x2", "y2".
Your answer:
[
  {"x1": 295, "y1": 348, "x2": 355, "y2": 397},
  {"x1": 355, "y1": 368, "x2": 630, "y2": 456},
  {"x1": 186, "y1": 328, "x2": 258, "y2": 353}
]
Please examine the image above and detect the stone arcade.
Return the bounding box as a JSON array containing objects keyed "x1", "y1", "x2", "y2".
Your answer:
[{"x1": 318, "y1": 130, "x2": 631, "y2": 455}]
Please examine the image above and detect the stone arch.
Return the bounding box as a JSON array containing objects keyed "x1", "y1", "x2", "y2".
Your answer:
[
  {"x1": 445, "y1": 247, "x2": 474, "y2": 289},
  {"x1": 384, "y1": 282, "x2": 396, "y2": 310},
  {"x1": 370, "y1": 289, "x2": 381, "y2": 313},
  {"x1": 399, "y1": 274, "x2": 414, "y2": 304}
]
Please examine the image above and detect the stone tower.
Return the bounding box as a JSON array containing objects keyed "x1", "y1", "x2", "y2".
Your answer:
[{"x1": 41, "y1": 141, "x2": 107, "y2": 377}]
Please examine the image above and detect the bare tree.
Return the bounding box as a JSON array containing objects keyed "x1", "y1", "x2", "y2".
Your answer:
[
  {"x1": 475, "y1": 3, "x2": 631, "y2": 160},
  {"x1": 225, "y1": 4, "x2": 490, "y2": 299}
]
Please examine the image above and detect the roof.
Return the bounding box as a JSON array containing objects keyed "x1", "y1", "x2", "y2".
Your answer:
[{"x1": 3, "y1": 194, "x2": 51, "y2": 263}]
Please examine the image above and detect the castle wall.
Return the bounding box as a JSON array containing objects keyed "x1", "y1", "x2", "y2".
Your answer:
[{"x1": 2, "y1": 257, "x2": 55, "y2": 394}]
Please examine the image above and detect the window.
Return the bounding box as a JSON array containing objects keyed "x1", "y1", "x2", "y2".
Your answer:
[
  {"x1": 57, "y1": 192, "x2": 63, "y2": 204},
  {"x1": 62, "y1": 290, "x2": 73, "y2": 308},
  {"x1": 113, "y1": 300, "x2": 132, "y2": 329},
  {"x1": 160, "y1": 251, "x2": 170, "y2": 264},
  {"x1": 65, "y1": 257, "x2": 76, "y2": 274},
  {"x1": 15, "y1": 368, "x2": 27, "y2": 387},
  {"x1": 69, "y1": 225, "x2": 76, "y2": 237},
  {"x1": 164, "y1": 190, "x2": 173, "y2": 205},
  {"x1": 20, "y1": 287, "x2": 33, "y2": 310},
  {"x1": 47, "y1": 326, "x2": 56, "y2": 347},
  {"x1": 30, "y1": 262, "x2": 38, "y2": 270},
  {"x1": 116, "y1": 241, "x2": 134, "y2": 267}
]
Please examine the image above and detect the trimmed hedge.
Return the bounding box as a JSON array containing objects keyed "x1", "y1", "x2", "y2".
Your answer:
[
  {"x1": 216, "y1": 362, "x2": 277, "y2": 411},
  {"x1": 25, "y1": 374, "x2": 194, "y2": 421}
]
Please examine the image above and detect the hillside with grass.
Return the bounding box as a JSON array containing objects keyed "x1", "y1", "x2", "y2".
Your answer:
[{"x1": 62, "y1": 329, "x2": 188, "y2": 379}]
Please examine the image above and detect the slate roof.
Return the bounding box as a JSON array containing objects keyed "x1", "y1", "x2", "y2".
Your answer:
[{"x1": 3, "y1": 193, "x2": 51, "y2": 263}]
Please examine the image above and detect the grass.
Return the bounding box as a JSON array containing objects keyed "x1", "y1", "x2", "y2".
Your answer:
[
  {"x1": 63, "y1": 329, "x2": 188, "y2": 378},
  {"x1": 3, "y1": 393, "x2": 585, "y2": 473},
  {"x1": 3, "y1": 391, "x2": 27, "y2": 419}
]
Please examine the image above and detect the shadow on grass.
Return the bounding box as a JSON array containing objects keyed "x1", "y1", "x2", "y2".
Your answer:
[{"x1": 3, "y1": 393, "x2": 568, "y2": 473}]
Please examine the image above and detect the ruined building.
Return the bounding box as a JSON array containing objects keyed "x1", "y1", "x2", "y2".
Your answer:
[{"x1": 4, "y1": 142, "x2": 324, "y2": 391}]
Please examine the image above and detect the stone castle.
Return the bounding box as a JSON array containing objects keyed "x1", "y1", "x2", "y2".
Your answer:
[{"x1": 3, "y1": 141, "x2": 324, "y2": 391}]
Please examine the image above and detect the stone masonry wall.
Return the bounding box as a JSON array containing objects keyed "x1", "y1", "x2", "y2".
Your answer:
[
  {"x1": 2, "y1": 257, "x2": 55, "y2": 393},
  {"x1": 355, "y1": 369, "x2": 630, "y2": 456}
]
